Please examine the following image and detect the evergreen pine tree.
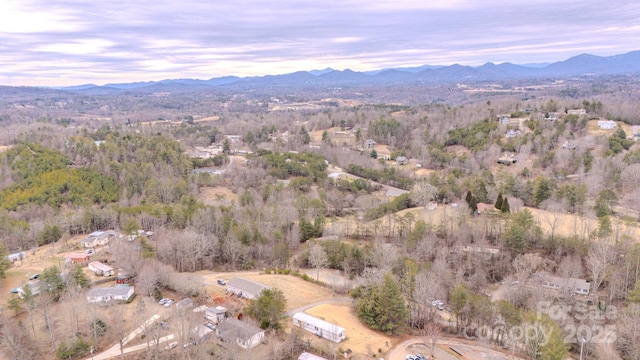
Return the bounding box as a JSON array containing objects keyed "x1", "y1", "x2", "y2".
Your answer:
[
  {"x1": 465, "y1": 190, "x2": 473, "y2": 204},
  {"x1": 495, "y1": 193, "x2": 504, "y2": 209},
  {"x1": 501, "y1": 198, "x2": 511, "y2": 213},
  {"x1": 469, "y1": 196, "x2": 478, "y2": 215},
  {"x1": 627, "y1": 281, "x2": 640, "y2": 302},
  {"x1": 375, "y1": 273, "x2": 408, "y2": 335}
]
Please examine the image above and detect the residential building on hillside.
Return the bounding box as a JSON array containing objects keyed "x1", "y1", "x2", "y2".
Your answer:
[
  {"x1": 216, "y1": 318, "x2": 265, "y2": 349},
  {"x1": 292, "y1": 312, "x2": 346, "y2": 343},
  {"x1": 86, "y1": 286, "x2": 135, "y2": 303},
  {"x1": 226, "y1": 278, "x2": 270, "y2": 299},
  {"x1": 541, "y1": 275, "x2": 590, "y2": 295},
  {"x1": 88, "y1": 261, "x2": 114, "y2": 276}
]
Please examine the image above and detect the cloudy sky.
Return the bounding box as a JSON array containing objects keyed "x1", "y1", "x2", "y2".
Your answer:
[{"x1": 1, "y1": 0, "x2": 639, "y2": 86}]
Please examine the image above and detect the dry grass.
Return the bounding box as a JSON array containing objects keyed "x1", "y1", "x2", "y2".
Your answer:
[
  {"x1": 194, "y1": 115, "x2": 220, "y2": 123},
  {"x1": 198, "y1": 186, "x2": 238, "y2": 206},
  {"x1": 305, "y1": 303, "x2": 393, "y2": 358}
]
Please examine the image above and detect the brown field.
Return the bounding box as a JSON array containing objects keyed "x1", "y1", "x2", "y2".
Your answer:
[
  {"x1": 305, "y1": 303, "x2": 393, "y2": 358},
  {"x1": 195, "y1": 115, "x2": 220, "y2": 122},
  {"x1": 198, "y1": 186, "x2": 238, "y2": 206}
]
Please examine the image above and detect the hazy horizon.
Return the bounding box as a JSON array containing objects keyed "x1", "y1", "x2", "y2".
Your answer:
[{"x1": 2, "y1": 0, "x2": 639, "y2": 87}]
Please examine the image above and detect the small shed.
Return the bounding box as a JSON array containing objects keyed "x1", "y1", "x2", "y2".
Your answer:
[
  {"x1": 176, "y1": 298, "x2": 194, "y2": 309},
  {"x1": 292, "y1": 312, "x2": 346, "y2": 343},
  {"x1": 205, "y1": 306, "x2": 227, "y2": 323},
  {"x1": 395, "y1": 156, "x2": 408, "y2": 165}
]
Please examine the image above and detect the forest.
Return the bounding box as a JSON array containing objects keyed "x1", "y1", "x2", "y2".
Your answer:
[{"x1": 1, "y1": 75, "x2": 640, "y2": 360}]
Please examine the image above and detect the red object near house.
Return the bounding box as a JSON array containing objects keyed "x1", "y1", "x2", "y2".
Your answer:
[{"x1": 65, "y1": 252, "x2": 91, "y2": 263}]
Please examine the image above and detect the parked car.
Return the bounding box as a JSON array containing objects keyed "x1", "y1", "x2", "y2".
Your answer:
[
  {"x1": 29, "y1": 273, "x2": 40, "y2": 280},
  {"x1": 10, "y1": 288, "x2": 20, "y2": 294},
  {"x1": 164, "y1": 341, "x2": 178, "y2": 350},
  {"x1": 164, "y1": 299, "x2": 175, "y2": 307},
  {"x1": 159, "y1": 321, "x2": 169, "y2": 330},
  {"x1": 159, "y1": 298, "x2": 169, "y2": 305},
  {"x1": 85, "y1": 249, "x2": 94, "y2": 255},
  {"x1": 217, "y1": 279, "x2": 226, "y2": 285},
  {"x1": 205, "y1": 322, "x2": 216, "y2": 331}
]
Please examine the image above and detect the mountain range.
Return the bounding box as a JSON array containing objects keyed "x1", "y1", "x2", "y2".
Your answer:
[{"x1": 58, "y1": 51, "x2": 640, "y2": 94}]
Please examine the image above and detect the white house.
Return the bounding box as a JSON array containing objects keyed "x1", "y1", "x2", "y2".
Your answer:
[
  {"x1": 216, "y1": 318, "x2": 265, "y2": 349},
  {"x1": 7, "y1": 251, "x2": 26, "y2": 263},
  {"x1": 81, "y1": 230, "x2": 116, "y2": 248},
  {"x1": 226, "y1": 278, "x2": 269, "y2": 300},
  {"x1": 86, "y1": 286, "x2": 135, "y2": 303},
  {"x1": 299, "y1": 352, "x2": 329, "y2": 360},
  {"x1": 292, "y1": 312, "x2": 346, "y2": 343},
  {"x1": 88, "y1": 261, "x2": 114, "y2": 276},
  {"x1": 598, "y1": 120, "x2": 617, "y2": 130},
  {"x1": 205, "y1": 306, "x2": 227, "y2": 323},
  {"x1": 541, "y1": 275, "x2": 590, "y2": 295}
]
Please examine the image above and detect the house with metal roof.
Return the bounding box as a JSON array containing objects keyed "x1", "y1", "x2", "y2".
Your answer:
[
  {"x1": 88, "y1": 261, "x2": 114, "y2": 276},
  {"x1": 226, "y1": 278, "x2": 269, "y2": 299},
  {"x1": 215, "y1": 318, "x2": 265, "y2": 349},
  {"x1": 292, "y1": 312, "x2": 346, "y2": 343},
  {"x1": 541, "y1": 274, "x2": 590, "y2": 295},
  {"x1": 86, "y1": 286, "x2": 135, "y2": 303}
]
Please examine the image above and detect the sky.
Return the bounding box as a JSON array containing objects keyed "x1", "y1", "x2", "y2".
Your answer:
[{"x1": 1, "y1": 0, "x2": 639, "y2": 87}]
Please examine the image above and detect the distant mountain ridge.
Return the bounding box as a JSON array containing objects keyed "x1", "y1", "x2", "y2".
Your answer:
[{"x1": 57, "y1": 50, "x2": 640, "y2": 94}]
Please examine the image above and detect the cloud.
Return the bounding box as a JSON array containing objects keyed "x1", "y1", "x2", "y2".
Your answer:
[{"x1": 0, "y1": 0, "x2": 639, "y2": 86}]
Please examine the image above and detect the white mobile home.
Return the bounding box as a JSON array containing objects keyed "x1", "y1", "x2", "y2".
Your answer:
[
  {"x1": 88, "y1": 261, "x2": 114, "y2": 276},
  {"x1": 292, "y1": 312, "x2": 346, "y2": 343}
]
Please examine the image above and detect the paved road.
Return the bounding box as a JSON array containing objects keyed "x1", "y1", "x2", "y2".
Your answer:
[
  {"x1": 84, "y1": 314, "x2": 165, "y2": 360},
  {"x1": 89, "y1": 334, "x2": 175, "y2": 360},
  {"x1": 387, "y1": 337, "x2": 524, "y2": 360}
]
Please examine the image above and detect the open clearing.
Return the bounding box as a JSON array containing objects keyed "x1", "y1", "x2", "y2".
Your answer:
[
  {"x1": 586, "y1": 119, "x2": 633, "y2": 137},
  {"x1": 198, "y1": 186, "x2": 238, "y2": 206},
  {"x1": 305, "y1": 303, "x2": 393, "y2": 358}
]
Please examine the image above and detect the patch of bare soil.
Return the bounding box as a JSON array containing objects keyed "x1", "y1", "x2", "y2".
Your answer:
[
  {"x1": 198, "y1": 186, "x2": 238, "y2": 206},
  {"x1": 194, "y1": 116, "x2": 220, "y2": 122},
  {"x1": 445, "y1": 144, "x2": 472, "y2": 156},
  {"x1": 305, "y1": 303, "x2": 393, "y2": 359}
]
